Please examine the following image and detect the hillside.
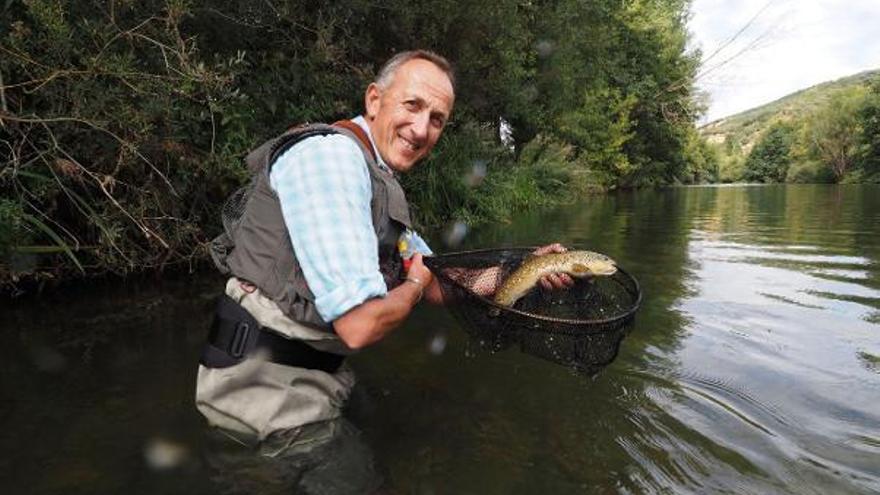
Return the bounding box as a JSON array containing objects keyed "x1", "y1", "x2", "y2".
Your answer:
[{"x1": 700, "y1": 69, "x2": 880, "y2": 151}]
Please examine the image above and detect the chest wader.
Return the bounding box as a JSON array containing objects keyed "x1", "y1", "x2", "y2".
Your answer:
[{"x1": 200, "y1": 120, "x2": 411, "y2": 373}]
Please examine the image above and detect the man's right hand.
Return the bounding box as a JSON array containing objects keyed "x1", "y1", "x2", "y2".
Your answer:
[
  {"x1": 332, "y1": 252, "x2": 434, "y2": 349},
  {"x1": 405, "y1": 253, "x2": 434, "y2": 299}
]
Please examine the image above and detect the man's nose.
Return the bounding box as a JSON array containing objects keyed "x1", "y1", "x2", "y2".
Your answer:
[{"x1": 411, "y1": 112, "x2": 430, "y2": 140}]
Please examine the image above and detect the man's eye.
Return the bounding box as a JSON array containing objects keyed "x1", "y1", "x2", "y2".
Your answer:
[
  {"x1": 431, "y1": 117, "x2": 445, "y2": 128},
  {"x1": 404, "y1": 101, "x2": 419, "y2": 111}
]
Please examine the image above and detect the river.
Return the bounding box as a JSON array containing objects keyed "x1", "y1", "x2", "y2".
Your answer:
[{"x1": 2, "y1": 184, "x2": 879, "y2": 494}]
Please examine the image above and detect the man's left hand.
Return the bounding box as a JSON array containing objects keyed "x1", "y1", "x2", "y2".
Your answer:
[{"x1": 533, "y1": 243, "x2": 576, "y2": 291}]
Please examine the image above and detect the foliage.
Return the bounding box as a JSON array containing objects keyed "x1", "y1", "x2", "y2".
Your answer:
[
  {"x1": 402, "y1": 129, "x2": 579, "y2": 228},
  {"x1": 472, "y1": 135, "x2": 579, "y2": 220},
  {"x1": 802, "y1": 87, "x2": 867, "y2": 182},
  {"x1": 527, "y1": 0, "x2": 701, "y2": 188},
  {"x1": 556, "y1": 87, "x2": 636, "y2": 182},
  {"x1": 680, "y1": 129, "x2": 720, "y2": 184},
  {"x1": 742, "y1": 122, "x2": 794, "y2": 183},
  {"x1": 700, "y1": 69, "x2": 879, "y2": 151},
  {"x1": 714, "y1": 140, "x2": 746, "y2": 183},
  {"x1": 2, "y1": 0, "x2": 251, "y2": 287},
  {"x1": 857, "y1": 78, "x2": 880, "y2": 181},
  {"x1": 786, "y1": 131, "x2": 835, "y2": 184},
  {"x1": 0, "y1": 198, "x2": 22, "y2": 260},
  {"x1": 1, "y1": 0, "x2": 701, "y2": 289},
  {"x1": 399, "y1": 122, "x2": 506, "y2": 228},
  {"x1": 700, "y1": 70, "x2": 880, "y2": 184}
]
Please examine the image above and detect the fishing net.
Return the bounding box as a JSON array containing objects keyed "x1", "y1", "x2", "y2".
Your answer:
[
  {"x1": 209, "y1": 179, "x2": 256, "y2": 272},
  {"x1": 425, "y1": 247, "x2": 641, "y2": 374}
]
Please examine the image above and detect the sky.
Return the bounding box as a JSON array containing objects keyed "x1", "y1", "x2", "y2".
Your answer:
[{"x1": 688, "y1": 0, "x2": 880, "y2": 123}]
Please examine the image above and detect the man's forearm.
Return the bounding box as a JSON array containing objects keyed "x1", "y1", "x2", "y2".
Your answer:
[{"x1": 332, "y1": 280, "x2": 424, "y2": 349}]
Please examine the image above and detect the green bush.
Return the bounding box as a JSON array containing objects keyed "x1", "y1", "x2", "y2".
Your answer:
[
  {"x1": 786, "y1": 160, "x2": 835, "y2": 183},
  {"x1": 403, "y1": 130, "x2": 579, "y2": 227},
  {"x1": 1, "y1": 0, "x2": 700, "y2": 289},
  {"x1": 743, "y1": 122, "x2": 794, "y2": 183}
]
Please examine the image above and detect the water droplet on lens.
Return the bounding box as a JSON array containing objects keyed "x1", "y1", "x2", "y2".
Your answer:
[
  {"x1": 464, "y1": 160, "x2": 488, "y2": 187},
  {"x1": 535, "y1": 40, "x2": 554, "y2": 58},
  {"x1": 428, "y1": 332, "x2": 447, "y2": 355},
  {"x1": 144, "y1": 437, "x2": 188, "y2": 471},
  {"x1": 444, "y1": 221, "x2": 470, "y2": 247}
]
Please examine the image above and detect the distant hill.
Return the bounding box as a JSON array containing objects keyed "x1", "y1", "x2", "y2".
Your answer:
[{"x1": 700, "y1": 69, "x2": 880, "y2": 152}]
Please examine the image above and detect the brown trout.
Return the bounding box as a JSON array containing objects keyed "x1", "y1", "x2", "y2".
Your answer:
[{"x1": 493, "y1": 250, "x2": 617, "y2": 307}]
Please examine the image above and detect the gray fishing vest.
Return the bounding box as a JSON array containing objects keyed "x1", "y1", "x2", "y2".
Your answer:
[{"x1": 210, "y1": 121, "x2": 413, "y2": 329}]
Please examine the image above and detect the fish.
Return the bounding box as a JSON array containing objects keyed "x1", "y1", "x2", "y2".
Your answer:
[{"x1": 493, "y1": 250, "x2": 617, "y2": 307}]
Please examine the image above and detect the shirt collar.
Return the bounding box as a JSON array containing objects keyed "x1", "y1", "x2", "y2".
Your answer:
[{"x1": 351, "y1": 115, "x2": 391, "y2": 173}]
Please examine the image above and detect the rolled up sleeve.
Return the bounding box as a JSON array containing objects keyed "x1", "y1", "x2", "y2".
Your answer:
[{"x1": 269, "y1": 134, "x2": 387, "y2": 322}]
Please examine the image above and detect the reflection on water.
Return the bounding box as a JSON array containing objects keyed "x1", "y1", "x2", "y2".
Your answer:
[
  {"x1": 358, "y1": 184, "x2": 880, "y2": 494},
  {"x1": 667, "y1": 229, "x2": 880, "y2": 494},
  {"x1": 1, "y1": 184, "x2": 879, "y2": 494}
]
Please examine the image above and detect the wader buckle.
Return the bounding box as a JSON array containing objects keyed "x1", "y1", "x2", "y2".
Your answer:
[{"x1": 230, "y1": 322, "x2": 252, "y2": 359}]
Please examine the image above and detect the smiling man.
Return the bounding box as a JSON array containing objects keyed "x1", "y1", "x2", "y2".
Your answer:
[
  {"x1": 194, "y1": 50, "x2": 455, "y2": 492},
  {"x1": 364, "y1": 57, "x2": 454, "y2": 172}
]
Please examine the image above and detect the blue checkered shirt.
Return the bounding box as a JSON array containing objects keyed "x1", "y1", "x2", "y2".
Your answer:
[{"x1": 269, "y1": 116, "x2": 432, "y2": 323}]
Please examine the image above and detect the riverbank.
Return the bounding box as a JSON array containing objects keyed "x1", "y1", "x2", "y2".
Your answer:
[
  {"x1": 1, "y1": 0, "x2": 710, "y2": 293},
  {"x1": 0, "y1": 143, "x2": 599, "y2": 297}
]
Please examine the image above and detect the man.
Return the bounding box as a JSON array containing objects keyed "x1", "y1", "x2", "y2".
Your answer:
[
  {"x1": 195, "y1": 50, "x2": 570, "y2": 490},
  {"x1": 194, "y1": 52, "x2": 454, "y2": 491}
]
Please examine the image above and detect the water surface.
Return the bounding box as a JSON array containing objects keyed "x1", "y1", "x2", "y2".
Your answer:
[{"x1": 2, "y1": 184, "x2": 878, "y2": 493}]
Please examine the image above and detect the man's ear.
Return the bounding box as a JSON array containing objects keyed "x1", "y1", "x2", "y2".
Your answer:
[{"x1": 365, "y1": 83, "x2": 381, "y2": 120}]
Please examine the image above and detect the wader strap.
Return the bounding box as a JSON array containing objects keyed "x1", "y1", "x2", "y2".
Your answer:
[
  {"x1": 331, "y1": 119, "x2": 377, "y2": 162},
  {"x1": 265, "y1": 120, "x2": 374, "y2": 176},
  {"x1": 200, "y1": 295, "x2": 345, "y2": 373}
]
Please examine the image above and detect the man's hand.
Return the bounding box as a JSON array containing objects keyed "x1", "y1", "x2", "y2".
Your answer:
[
  {"x1": 532, "y1": 243, "x2": 576, "y2": 292},
  {"x1": 405, "y1": 253, "x2": 434, "y2": 301},
  {"x1": 333, "y1": 252, "x2": 435, "y2": 349}
]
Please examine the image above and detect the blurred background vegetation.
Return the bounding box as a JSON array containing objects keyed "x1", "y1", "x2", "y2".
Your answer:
[
  {"x1": 701, "y1": 70, "x2": 880, "y2": 184},
  {"x1": 0, "y1": 0, "x2": 707, "y2": 290},
  {"x1": 3, "y1": 0, "x2": 874, "y2": 291}
]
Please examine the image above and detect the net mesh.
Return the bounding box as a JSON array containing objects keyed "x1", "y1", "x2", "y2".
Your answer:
[
  {"x1": 209, "y1": 180, "x2": 256, "y2": 272},
  {"x1": 221, "y1": 180, "x2": 255, "y2": 237},
  {"x1": 425, "y1": 247, "x2": 641, "y2": 374}
]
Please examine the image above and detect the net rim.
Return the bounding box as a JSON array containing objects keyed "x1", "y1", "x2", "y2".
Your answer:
[{"x1": 427, "y1": 246, "x2": 642, "y2": 327}]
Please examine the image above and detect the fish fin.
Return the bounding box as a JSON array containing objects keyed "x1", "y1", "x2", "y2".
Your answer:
[{"x1": 571, "y1": 263, "x2": 590, "y2": 274}]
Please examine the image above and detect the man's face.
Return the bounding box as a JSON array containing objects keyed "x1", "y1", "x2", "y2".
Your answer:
[{"x1": 364, "y1": 59, "x2": 455, "y2": 173}]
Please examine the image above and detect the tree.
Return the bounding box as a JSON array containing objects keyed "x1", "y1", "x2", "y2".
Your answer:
[
  {"x1": 1, "y1": 0, "x2": 702, "y2": 287},
  {"x1": 857, "y1": 78, "x2": 880, "y2": 179},
  {"x1": 805, "y1": 87, "x2": 867, "y2": 182},
  {"x1": 742, "y1": 122, "x2": 794, "y2": 183},
  {"x1": 682, "y1": 130, "x2": 720, "y2": 184}
]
